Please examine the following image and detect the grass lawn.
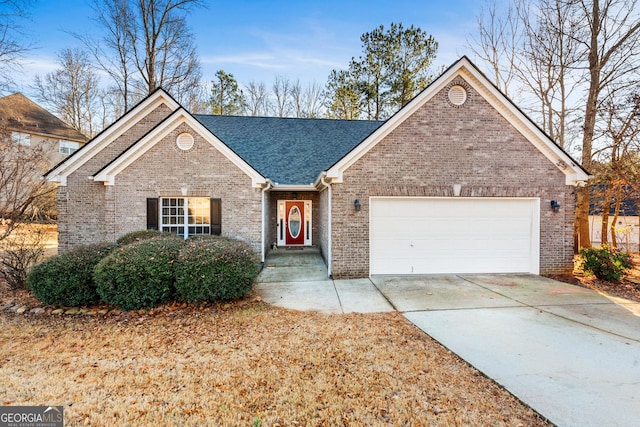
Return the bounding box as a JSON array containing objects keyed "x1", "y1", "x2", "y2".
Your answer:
[{"x1": 0, "y1": 300, "x2": 550, "y2": 426}]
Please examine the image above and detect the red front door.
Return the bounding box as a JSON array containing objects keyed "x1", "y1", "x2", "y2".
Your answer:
[{"x1": 285, "y1": 201, "x2": 305, "y2": 245}]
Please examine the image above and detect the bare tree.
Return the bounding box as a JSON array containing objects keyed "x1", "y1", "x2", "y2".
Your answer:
[
  {"x1": 0, "y1": 0, "x2": 33, "y2": 92},
  {"x1": 244, "y1": 80, "x2": 270, "y2": 116},
  {"x1": 287, "y1": 80, "x2": 325, "y2": 118},
  {"x1": 518, "y1": 0, "x2": 582, "y2": 150},
  {"x1": 467, "y1": 0, "x2": 521, "y2": 98},
  {"x1": 573, "y1": 0, "x2": 640, "y2": 249},
  {"x1": 592, "y1": 91, "x2": 640, "y2": 247},
  {"x1": 0, "y1": 128, "x2": 54, "y2": 240},
  {"x1": 302, "y1": 81, "x2": 325, "y2": 118},
  {"x1": 33, "y1": 48, "x2": 100, "y2": 137},
  {"x1": 272, "y1": 75, "x2": 291, "y2": 117},
  {"x1": 469, "y1": 0, "x2": 640, "y2": 248},
  {"x1": 80, "y1": 0, "x2": 203, "y2": 111},
  {"x1": 291, "y1": 79, "x2": 304, "y2": 118}
]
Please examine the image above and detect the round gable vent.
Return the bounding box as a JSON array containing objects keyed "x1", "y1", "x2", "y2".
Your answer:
[
  {"x1": 448, "y1": 85, "x2": 468, "y2": 106},
  {"x1": 176, "y1": 133, "x2": 194, "y2": 150}
]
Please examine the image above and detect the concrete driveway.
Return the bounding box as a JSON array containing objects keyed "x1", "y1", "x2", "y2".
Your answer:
[
  {"x1": 372, "y1": 274, "x2": 640, "y2": 427},
  {"x1": 256, "y1": 251, "x2": 640, "y2": 426}
]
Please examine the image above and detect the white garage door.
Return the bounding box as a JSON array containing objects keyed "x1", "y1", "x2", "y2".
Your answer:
[{"x1": 370, "y1": 197, "x2": 540, "y2": 275}]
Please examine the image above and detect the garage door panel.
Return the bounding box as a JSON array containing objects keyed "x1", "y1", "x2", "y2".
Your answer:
[{"x1": 370, "y1": 198, "x2": 539, "y2": 275}]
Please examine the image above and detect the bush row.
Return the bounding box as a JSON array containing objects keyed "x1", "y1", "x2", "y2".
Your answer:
[{"x1": 28, "y1": 232, "x2": 260, "y2": 310}]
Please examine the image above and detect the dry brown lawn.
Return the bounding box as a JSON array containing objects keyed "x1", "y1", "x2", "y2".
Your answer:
[{"x1": 0, "y1": 301, "x2": 550, "y2": 427}]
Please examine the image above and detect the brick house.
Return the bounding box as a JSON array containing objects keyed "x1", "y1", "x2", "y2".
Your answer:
[
  {"x1": 0, "y1": 93, "x2": 88, "y2": 164},
  {"x1": 45, "y1": 57, "x2": 589, "y2": 278}
]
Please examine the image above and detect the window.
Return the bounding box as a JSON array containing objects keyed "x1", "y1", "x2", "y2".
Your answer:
[
  {"x1": 160, "y1": 197, "x2": 211, "y2": 238},
  {"x1": 11, "y1": 132, "x2": 30, "y2": 146},
  {"x1": 59, "y1": 140, "x2": 80, "y2": 155}
]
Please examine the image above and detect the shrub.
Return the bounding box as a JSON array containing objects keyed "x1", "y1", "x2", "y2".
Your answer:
[
  {"x1": 116, "y1": 229, "x2": 176, "y2": 246},
  {"x1": 174, "y1": 236, "x2": 260, "y2": 303},
  {"x1": 94, "y1": 237, "x2": 185, "y2": 310},
  {"x1": 580, "y1": 245, "x2": 633, "y2": 282},
  {"x1": 28, "y1": 242, "x2": 116, "y2": 306}
]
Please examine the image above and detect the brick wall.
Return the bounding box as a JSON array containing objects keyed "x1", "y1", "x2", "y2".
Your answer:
[
  {"x1": 58, "y1": 105, "x2": 262, "y2": 253},
  {"x1": 113, "y1": 122, "x2": 262, "y2": 251},
  {"x1": 58, "y1": 104, "x2": 174, "y2": 251},
  {"x1": 330, "y1": 77, "x2": 576, "y2": 278}
]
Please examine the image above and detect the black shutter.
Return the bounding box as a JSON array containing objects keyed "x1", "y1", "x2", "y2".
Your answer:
[
  {"x1": 210, "y1": 198, "x2": 221, "y2": 235},
  {"x1": 147, "y1": 198, "x2": 159, "y2": 230}
]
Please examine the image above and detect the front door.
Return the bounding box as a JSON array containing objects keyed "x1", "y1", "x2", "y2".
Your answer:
[
  {"x1": 285, "y1": 201, "x2": 304, "y2": 245},
  {"x1": 278, "y1": 200, "x2": 312, "y2": 246}
]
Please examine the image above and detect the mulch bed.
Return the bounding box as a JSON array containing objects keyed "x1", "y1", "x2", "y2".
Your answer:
[{"x1": 546, "y1": 254, "x2": 640, "y2": 303}]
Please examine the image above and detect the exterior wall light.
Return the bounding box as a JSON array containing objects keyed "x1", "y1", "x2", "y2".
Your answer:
[
  {"x1": 551, "y1": 200, "x2": 560, "y2": 212},
  {"x1": 354, "y1": 199, "x2": 361, "y2": 212}
]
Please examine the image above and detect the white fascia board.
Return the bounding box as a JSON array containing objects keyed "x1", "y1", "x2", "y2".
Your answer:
[
  {"x1": 94, "y1": 110, "x2": 266, "y2": 188},
  {"x1": 270, "y1": 184, "x2": 317, "y2": 191},
  {"x1": 46, "y1": 90, "x2": 180, "y2": 184}
]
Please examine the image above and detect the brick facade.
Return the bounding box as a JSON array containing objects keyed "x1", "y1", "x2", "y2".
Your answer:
[
  {"x1": 58, "y1": 106, "x2": 262, "y2": 252},
  {"x1": 329, "y1": 78, "x2": 575, "y2": 278},
  {"x1": 55, "y1": 73, "x2": 581, "y2": 279}
]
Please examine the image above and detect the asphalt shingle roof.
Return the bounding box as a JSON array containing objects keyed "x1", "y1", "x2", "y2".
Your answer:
[
  {"x1": 0, "y1": 93, "x2": 88, "y2": 142},
  {"x1": 193, "y1": 115, "x2": 384, "y2": 185}
]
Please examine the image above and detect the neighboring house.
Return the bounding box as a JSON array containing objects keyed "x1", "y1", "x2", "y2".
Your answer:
[
  {"x1": 0, "y1": 93, "x2": 88, "y2": 164},
  {"x1": 45, "y1": 57, "x2": 590, "y2": 278},
  {"x1": 589, "y1": 186, "x2": 639, "y2": 251}
]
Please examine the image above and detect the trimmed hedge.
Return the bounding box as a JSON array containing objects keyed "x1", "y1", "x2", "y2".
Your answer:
[
  {"x1": 28, "y1": 242, "x2": 117, "y2": 306},
  {"x1": 116, "y1": 230, "x2": 178, "y2": 246},
  {"x1": 174, "y1": 236, "x2": 260, "y2": 303},
  {"x1": 580, "y1": 245, "x2": 633, "y2": 282},
  {"x1": 94, "y1": 237, "x2": 185, "y2": 310}
]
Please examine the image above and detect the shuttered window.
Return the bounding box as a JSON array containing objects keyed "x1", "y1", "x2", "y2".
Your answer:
[{"x1": 147, "y1": 197, "x2": 221, "y2": 238}]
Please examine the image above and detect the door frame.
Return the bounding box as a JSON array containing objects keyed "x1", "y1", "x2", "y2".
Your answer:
[{"x1": 277, "y1": 200, "x2": 312, "y2": 246}]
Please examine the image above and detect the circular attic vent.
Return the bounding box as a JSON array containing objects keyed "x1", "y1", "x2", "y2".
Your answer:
[
  {"x1": 176, "y1": 133, "x2": 194, "y2": 150},
  {"x1": 448, "y1": 85, "x2": 468, "y2": 106}
]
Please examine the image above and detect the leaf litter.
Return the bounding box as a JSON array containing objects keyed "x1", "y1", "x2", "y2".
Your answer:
[{"x1": 0, "y1": 299, "x2": 550, "y2": 426}]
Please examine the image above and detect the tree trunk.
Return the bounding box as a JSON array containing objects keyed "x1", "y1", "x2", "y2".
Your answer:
[
  {"x1": 601, "y1": 188, "x2": 612, "y2": 245},
  {"x1": 575, "y1": 186, "x2": 592, "y2": 249},
  {"x1": 610, "y1": 185, "x2": 623, "y2": 249},
  {"x1": 574, "y1": 1, "x2": 602, "y2": 250}
]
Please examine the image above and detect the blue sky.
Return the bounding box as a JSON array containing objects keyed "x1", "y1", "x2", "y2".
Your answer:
[{"x1": 15, "y1": 0, "x2": 486, "y2": 95}]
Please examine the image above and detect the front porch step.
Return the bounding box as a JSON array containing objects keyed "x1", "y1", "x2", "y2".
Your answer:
[{"x1": 259, "y1": 247, "x2": 328, "y2": 282}]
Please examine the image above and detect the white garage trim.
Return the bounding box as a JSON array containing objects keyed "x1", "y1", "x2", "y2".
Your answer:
[{"x1": 369, "y1": 197, "x2": 540, "y2": 275}]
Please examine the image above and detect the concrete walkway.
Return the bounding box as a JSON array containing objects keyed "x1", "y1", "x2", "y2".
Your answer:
[
  {"x1": 256, "y1": 248, "x2": 394, "y2": 313},
  {"x1": 255, "y1": 249, "x2": 640, "y2": 427}
]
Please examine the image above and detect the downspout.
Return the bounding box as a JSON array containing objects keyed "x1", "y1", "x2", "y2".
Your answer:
[
  {"x1": 260, "y1": 179, "x2": 272, "y2": 267},
  {"x1": 320, "y1": 173, "x2": 332, "y2": 278}
]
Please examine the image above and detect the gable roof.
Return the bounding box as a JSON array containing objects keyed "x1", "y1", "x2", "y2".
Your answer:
[
  {"x1": 193, "y1": 115, "x2": 383, "y2": 185},
  {"x1": 325, "y1": 56, "x2": 591, "y2": 186},
  {"x1": 92, "y1": 108, "x2": 266, "y2": 187},
  {"x1": 45, "y1": 88, "x2": 181, "y2": 185},
  {"x1": 46, "y1": 57, "x2": 591, "y2": 190},
  {"x1": 0, "y1": 93, "x2": 87, "y2": 142}
]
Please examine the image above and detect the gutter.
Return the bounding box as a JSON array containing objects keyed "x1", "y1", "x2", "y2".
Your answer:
[
  {"x1": 260, "y1": 179, "x2": 273, "y2": 266},
  {"x1": 319, "y1": 172, "x2": 332, "y2": 278}
]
